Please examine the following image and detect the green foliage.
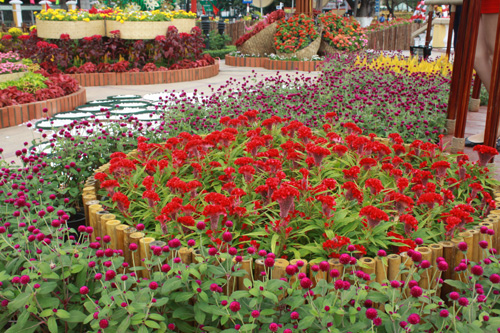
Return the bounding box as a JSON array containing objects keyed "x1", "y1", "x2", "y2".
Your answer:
[
  {"x1": 0, "y1": 72, "x2": 47, "y2": 93},
  {"x1": 203, "y1": 45, "x2": 236, "y2": 59},
  {"x1": 209, "y1": 31, "x2": 232, "y2": 50}
]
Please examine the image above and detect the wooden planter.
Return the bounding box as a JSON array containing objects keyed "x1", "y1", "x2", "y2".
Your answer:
[
  {"x1": 172, "y1": 18, "x2": 196, "y2": 33},
  {"x1": 106, "y1": 20, "x2": 173, "y2": 39},
  {"x1": 36, "y1": 19, "x2": 105, "y2": 39}
]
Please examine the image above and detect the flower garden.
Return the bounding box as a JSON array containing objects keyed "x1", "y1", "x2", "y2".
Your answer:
[{"x1": 1, "y1": 5, "x2": 500, "y2": 333}]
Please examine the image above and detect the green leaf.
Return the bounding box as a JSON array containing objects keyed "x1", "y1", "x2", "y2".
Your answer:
[
  {"x1": 138, "y1": 325, "x2": 148, "y2": 333},
  {"x1": 66, "y1": 310, "x2": 87, "y2": 323},
  {"x1": 262, "y1": 291, "x2": 278, "y2": 303},
  {"x1": 47, "y1": 316, "x2": 57, "y2": 333},
  {"x1": 116, "y1": 316, "x2": 131, "y2": 333},
  {"x1": 444, "y1": 279, "x2": 468, "y2": 290},
  {"x1": 56, "y1": 309, "x2": 70, "y2": 319},
  {"x1": 148, "y1": 313, "x2": 165, "y2": 321},
  {"x1": 298, "y1": 316, "x2": 315, "y2": 330},
  {"x1": 161, "y1": 279, "x2": 183, "y2": 295},
  {"x1": 145, "y1": 320, "x2": 161, "y2": 329},
  {"x1": 39, "y1": 282, "x2": 58, "y2": 295},
  {"x1": 8, "y1": 292, "x2": 30, "y2": 313},
  {"x1": 40, "y1": 309, "x2": 55, "y2": 317},
  {"x1": 70, "y1": 264, "x2": 84, "y2": 274},
  {"x1": 173, "y1": 307, "x2": 193, "y2": 320}
]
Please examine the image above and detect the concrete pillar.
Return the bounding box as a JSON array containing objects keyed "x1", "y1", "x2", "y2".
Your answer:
[
  {"x1": 39, "y1": 0, "x2": 51, "y2": 11},
  {"x1": 67, "y1": 0, "x2": 77, "y2": 10}
]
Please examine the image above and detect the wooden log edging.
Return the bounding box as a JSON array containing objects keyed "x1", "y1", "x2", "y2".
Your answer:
[
  {"x1": 365, "y1": 23, "x2": 424, "y2": 51},
  {"x1": 225, "y1": 55, "x2": 323, "y2": 72},
  {"x1": 0, "y1": 87, "x2": 87, "y2": 130},
  {"x1": 68, "y1": 61, "x2": 220, "y2": 87}
]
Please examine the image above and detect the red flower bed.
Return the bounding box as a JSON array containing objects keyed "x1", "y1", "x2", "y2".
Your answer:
[{"x1": 0, "y1": 71, "x2": 79, "y2": 107}]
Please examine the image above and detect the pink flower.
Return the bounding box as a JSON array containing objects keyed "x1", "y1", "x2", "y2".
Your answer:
[{"x1": 229, "y1": 301, "x2": 240, "y2": 312}]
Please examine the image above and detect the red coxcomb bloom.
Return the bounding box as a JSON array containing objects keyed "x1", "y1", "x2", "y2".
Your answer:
[
  {"x1": 359, "y1": 205, "x2": 389, "y2": 228},
  {"x1": 272, "y1": 185, "x2": 300, "y2": 218},
  {"x1": 112, "y1": 191, "x2": 130, "y2": 214},
  {"x1": 473, "y1": 145, "x2": 498, "y2": 166}
]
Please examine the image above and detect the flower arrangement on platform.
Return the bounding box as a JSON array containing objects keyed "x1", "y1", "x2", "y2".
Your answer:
[
  {"x1": 0, "y1": 61, "x2": 27, "y2": 74},
  {"x1": 170, "y1": 10, "x2": 196, "y2": 19},
  {"x1": 96, "y1": 113, "x2": 495, "y2": 260},
  {"x1": 12, "y1": 27, "x2": 210, "y2": 74},
  {"x1": 107, "y1": 9, "x2": 173, "y2": 22},
  {"x1": 319, "y1": 12, "x2": 367, "y2": 52},
  {"x1": 35, "y1": 8, "x2": 109, "y2": 21},
  {"x1": 235, "y1": 10, "x2": 285, "y2": 47},
  {"x1": 274, "y1": 14, "x2": 319, "y2": 54}
]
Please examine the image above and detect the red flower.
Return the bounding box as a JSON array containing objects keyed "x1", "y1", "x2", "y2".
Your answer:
[
  {"x1": 359, "y1": 205, "x2": 389, "y2": 228},
  {"x1": 306, "y1": 143, "x2": 330, "y2": 166},
  {"x1": 473, "y1": 145, "x2": 498, "y2": 166},
  {"x1": 365, "y1": 178, "x2": 384, "y2": 195},
  {"x1": 417, "y1": 193, "x2": 443, "y2": 209},
  {"x1": 112, "y1": 191, "x2": 130, "y2": 214},
  {"x1": 400, "y1": 214, "x2": 418, "y2": 235},
  {"x1": 202, "y1": 204, "x2": 226, "y2": 230},
  {"x1": 342, "y1": 166, "x2": 360, "y2": 180},
  {"x1": 341, "y1": 181, "x2": 363, "y2": 204},
  {"x1": 142, "y1": 190, "x2": 160, "y2": 208},
  {"x1": 272, "y1": 185, "x2": 300, "y2": 218}
]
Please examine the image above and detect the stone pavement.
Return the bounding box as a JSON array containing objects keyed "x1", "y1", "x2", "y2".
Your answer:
[{"x1": 0, "y1": 58, "x2": 498, "y2": 178}]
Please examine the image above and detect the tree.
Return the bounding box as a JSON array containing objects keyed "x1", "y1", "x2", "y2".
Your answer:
[{"x1": 345, "y1": 0, "x2": 376, "y2": 17}]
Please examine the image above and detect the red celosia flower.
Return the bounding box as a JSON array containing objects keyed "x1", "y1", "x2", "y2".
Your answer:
[
  {"x1": 178, "y1": 216, "x2": 195, "y2": 227},
  {"x1": 202, "y1": 204, "x2": 226, "y2": 230},
  {"x1": 272, "y1": 185, "x2": 300, "y2": 218},
  {"x1": 94, "y1": 172, "x2": 108, "y2": 182},
  {"x1": 359, "y1": 157, "x2": 377, "y2": 170},
  {"x1": 400, "y1": 214, "x2": 418, "y2": 235},
  {"x1": 161, "y1": 197, "x2": 184, "y2": 221},
  {"x1": 341, "y1": 181, "x2": 363, "y2": 204},
  {"x1": 142, "y1": 175, "x2": 155, "y2": 191},
  {"x1": 166, "y1": 177, "x2": 187, "y2": 194},
  {"x1": 100, "y1": 180, "x2": 120, "y2": 196},
  {"x1": 342, "y1": 166, "x2": 360, "y2": 180},
  {"x1": 239, "y1": 165, "x2": 256, "y2": 182},
  {"x1": 417, "y1": 193, "x2": 443, "y2": 209},
  {"x1": 316, "y1": 195, "x2": 336, "y2": 218},
  {"x1": 469, "y1": 183, "x2": 483, "y2": 200},
  {"x1": 365, "y1": 178, "x2": 384, "y2": 195},
  {"x1": 322, "y1": 234, "x2": 351, "y2": 258},
  {"x1": 431, "y1": 161, "x2": 450, "y2": 177},
  {"x1": 359, "y1": 205, "x2": 389, "y2": 228},
  {"x1": 142, "y1": 190, "x2": 160, "y2": 208},
  {"x1": 387, "y1": 231, "x2": 416, "y2": 254},
  {"x1": 306, "y1": 143, "x2": 330, "y2": 166},
  {"x1": 112, "y1": 191, "x2": 130, "y2": 214},
  {"x1": 473, "y1": 145, "x2": 498, "y2": 166}
]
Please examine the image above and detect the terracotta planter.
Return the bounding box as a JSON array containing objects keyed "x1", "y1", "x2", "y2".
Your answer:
[{"x1": 36, "y1": 19, "x2": 105, "y2": 39}]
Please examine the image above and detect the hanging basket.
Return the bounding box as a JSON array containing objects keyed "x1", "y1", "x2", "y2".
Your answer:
[
  {"x1": 36, "y1": 19, "x2": 105, "y2": 39},
  {"x1": 318, "y1": 40, "x2": 342, "y2": 56},
  {"x1": 106, "y1": 21, "x2": 173, "y2": 39},
  {"x1": 237, "y1": 22, "x2": 277, "y2": 57},
  {"x1": 276, "y1": 34, "x2": 321, "y2": 60}
]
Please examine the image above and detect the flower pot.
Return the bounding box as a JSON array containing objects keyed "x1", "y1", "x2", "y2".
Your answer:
[
  {"x1": 172, "y1": 18, "x2": 196, "y2": 33},
  {"x1": 106, "y1": 20, "x2": 172, "y2": 39},
  {"x1": 36, "y1": 19, "x2": 105, "y2": 39},
  {"x1": 0, "y1": 71, "x2": 26, "y2": 83}
]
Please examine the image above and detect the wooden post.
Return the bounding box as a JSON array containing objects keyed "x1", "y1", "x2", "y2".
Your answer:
[
  {"x1": 482, "y1": 11, "x2": 500, "y2": 151},
  {"x1": 451, "y1": 0, "x2": 483, "y2": 152},
  {"x1": 472, "y1": 74, "x2": 482, "y2": 99},
  {"x1": 425, "y1": 8, "x2": 434, "y2": 48},
  {"x1": 446, "y1": 5, "x2": 456, "y2": 58}
]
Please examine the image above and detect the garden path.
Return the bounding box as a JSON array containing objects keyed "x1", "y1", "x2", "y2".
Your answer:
[{"x1": 0, "y1": 59, "x2": 498, "y2": 180}]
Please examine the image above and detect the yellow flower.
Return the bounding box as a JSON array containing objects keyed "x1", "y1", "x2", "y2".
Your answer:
[
  {"x1": 120, "y1": 20, "x2": 124, "y2": 24},
  {"x1": 83, "y1": 18, "x2": 90, "y2": 22}
]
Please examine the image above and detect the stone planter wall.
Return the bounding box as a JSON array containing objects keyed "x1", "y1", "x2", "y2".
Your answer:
[
  {"x1": 225, "y1": 56, "x2": 323, "y2": 71},
  {"x1": 0, "y1": 87, "x2": 87, "y2": 129},
  {"x1": 68, "y1": 61, "x2": 219, "y2": 87}
]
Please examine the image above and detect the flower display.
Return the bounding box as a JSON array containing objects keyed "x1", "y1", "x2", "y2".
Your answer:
[
  {"x1": 36, "y1": 8, "x2": 110, "y2": 21},
  {"x1": 154, "y1": 52, "x2": 450, "y2": 143},
  {"x1": 319, "y1": 12, "x2": 367, "y2": 52},
  {"x1": 0, "y1": 61, "x2": 27, "y2": 74},
  {"x1": 97, "y1": 113, "x2": 495, "y2": 260},
  {"x1": 274, "y1": 14, "x2": 319, "y2": 54},
  {"x1": 235, "y1": 10, "x2": 285, "y2": 47},
  {"x1": 0, "y1": 51, "x2": 21, "y2": 63},
  {"x1": 107, "y1": 9, "x2": 173, "y2": 22},
  {"x1": 170, "y1": 10, "x2": 196, "y2": 19}
]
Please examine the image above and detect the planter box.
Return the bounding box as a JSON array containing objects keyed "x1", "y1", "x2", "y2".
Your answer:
[
  {"x1": 225, "y1": 56, "x2": 323, "y2": 72},
  {"x1": 0, "y1": 71, "x2": 26, "y2": 83},
  {"x1": 172, "y1": 18, "x2": 196, "y2": 33},
  {"x1": 106, "y1": 19, "x2": 196, "y2": 39},
  {"x1": 36, "y1": 19, "x2": 105, "y2": 39},
  {"x1": 106, "y1": 20, "x2": 173, "y2": 39}
]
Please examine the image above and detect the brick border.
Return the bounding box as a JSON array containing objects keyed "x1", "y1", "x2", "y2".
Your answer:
[
  {"x1": 225, "y1": 56, "x2": 323, "y2": 72},
  {"x1": 69, "y1": 62, "x2": 220, "y2": 87},
  {"x1": 0, "y1": 87, "x2": 87, "y2": 129}
]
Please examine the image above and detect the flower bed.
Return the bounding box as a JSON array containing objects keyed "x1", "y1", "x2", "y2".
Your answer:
[
  {"x1": 94, "y1": 113, "x2": 497, "y2": 260},
  {"x1": 274, "y1": 14, "x2": 320, "y2": 59},
  {"x1": 1, "y1": 101, "x2": 500, "y2": 332},
  {"x1": 68, "y1": 60, "x2": 219, "y2": 87},
  {"x1": 10, "y1": 27, "x2": 210, "y2": 76},
  {"x1": 319, "y1": 12, "x2": 367, "y2": 53},
  {"x1": 156, "y1": 52, "x2": 450, "y2": 143}
]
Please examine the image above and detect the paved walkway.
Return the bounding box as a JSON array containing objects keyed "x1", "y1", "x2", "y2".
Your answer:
[{"x1": 0, "y1": 57, "x2": 497, "y2": 177}]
